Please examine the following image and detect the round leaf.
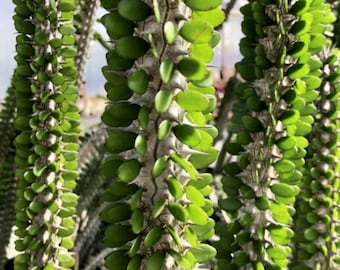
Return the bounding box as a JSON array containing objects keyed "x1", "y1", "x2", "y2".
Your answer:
[
  {"x1": 128, "y1": 70, "x2": 149, "y2": 94},
  {"x1": 173, "y1": 124, "x2": 201, "y2": 147},
  {"x1": 164, "y1": 21, "x2": 178, "y2": 44},
  {"x1": 116, "y1": 36, "x2": 149, "y2": 59},
  {"x1": 192, "y1": 9, "x2": 225, "y2": 27},
  {"x1": 176, "y1": 90, "x2": 209, "y2": 112},
  {"x1": 180, "y1": 19, "x2": 213, "y2": 43}
]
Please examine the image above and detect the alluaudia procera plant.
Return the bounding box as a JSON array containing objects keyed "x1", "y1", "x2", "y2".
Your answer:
[
  {"x1": 99, "y1": 0, "x2": 223, "y2": 269},
  {"x1": 292, "y1": 49, "x2": 340, "y2": 269},
  {"x1": 0, "y1": 84, "x2": 17, "y2": 268},
  {"x1": 12, "y1": 0, "x2": 80, "y2": 269},
  {"x1": 216, "y1": 0, "x2": 333, "y2": 268}
]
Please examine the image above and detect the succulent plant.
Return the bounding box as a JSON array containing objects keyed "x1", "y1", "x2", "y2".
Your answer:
[
  {"x1": 0, "y1": 85, "x2": 17, "y2": 268},
  {"x1": 12, "y1": 0, "x2": 80, "y2": 268},
  {"x1": 291, "y1": 48, "x2": 340, "y2": 270},
  {"x1": 215, "y1": 0, "x2": 335, "y2": 268},
  {"x1": 99, "y1": 0, "x2": 223, "y2": 269},
  {"x1": 0, "y1": 0, "x2": 340, "y2": 269}
]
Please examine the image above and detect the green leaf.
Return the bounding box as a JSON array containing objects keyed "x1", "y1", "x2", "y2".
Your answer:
[
  {"x1": 242, "y1": 115, "x2": 263, "y2": 132},
  {"x1": 193, "y1": 9, "x2": 225, "y2": 27},
  {"x1": 176, "y1": 90, "x2": 209, "y2": 111},
  {"x1": 185, "y1": 227, "x2": 199, "y2": 247},
  {"x1": 128, "y1": 70, "x2": 149, "y2": 94},
  {"x1": 289, "y1": 41, "x2": 308, "y2": 58},
  {"x1": 33, "y1": 164, "x2": 47, "y2": 177},
  {"x1": 106, "y1": 182, "x2": 139, "y2": 200},
  {"x1": 301, "y1": 90, "x2": 318, "y2": 102},
  {"x1": 233, "y1": 251, "x2": 250, "y2": 266},
  {"x1": 290, "y1": 0, "x2": 309, "y2": 15},
  {"x1": 276, "y1": 137, "x2": 297, "y2": 150},
  {"x1": 168, "y1": 202, "x2": 189, "y2": 222},
  {"x1": 304, "y1": 228, "x2": 318, "y2": 241},
  {"x1": 178, "y1": 57, "x2": 207, "y2": 81},
  {"x1": 146, "y1": 250, "x2": 165, "y2": 270},
  {"x1": 155, "y1": 89, "x2": 173, "y2": 113},
  {"x1": 105, "y1": 250, "x2": 129, "y2": 270},
  {"x1": 60, "y1": 192, "x2": 78, "y2": 205},
  {"x1": 186, "y1": 111, "x2": 206, "y2": 126},
  {"x1": 187, "y1": 204, "x2": 208, "y2": 225},
  {"x1": 102, "y1": 12, "x2": 135, "y2": 40},
  {"x1": 130, "y1": 189, "x2": 143, "y2": 211},
  {"x1": 102, "y1": 103, "x2": 140, "y2": 127},
  {"x1": 167, "y1": 226, "x2": 183, "y2": 249},
  {"x1": 59, "y1": 0, "x2": 75, "y2": 12},
  {"x1": 309, "y1": 34, "x2": 326, "y2": 50},
  {"x1": 31, "y1": 183, "x2": 46, "y2": 193},
  {"x1": 191, "y1": 244, "x2": 216, "y2": 263},
  {"x1": 180, "y1": 19, "x2": 213, "y2": 43},
  {"x1": 151, "y1": 199, "x2": 166, "y2": 219},
  {"x1": 287, "y1": 64, "x2": 310, "y2": 79},
  {"x1": 270, "y1": 203, "x2": 292, "y2": 224},
  {"x1": 160, "y1": 60, "x2": 174, "y2": 83},
  {"x1": 268, "y1": 225, "x2": 294, "y2": 245},
  {"x1": 273, "y1": 159, "x2": 295, "y2": 173},
  {"x1": 280, "y1": 110, "x2": 300, "y2": 125},
  {"x1": 189, "y1": 147, "x2": 218, "y2": 169},
  {"x1": 101, "y1": 156, "x2": 124, "y2": 178},
  {"x1": 168, "y1": 177, "x2": 184, "y2": 199},
  {"x1": 184, "y1": 0, "x2": 221, "y2": 11},
  {"x1": 188, "y1": 82, "x2": 215, "y2": 94},
  {"x1": 271, "y1": 183, "x2": 300, "y2": 198},
  {"x1": 290, "y1": 20, "x2": 310, "y2": 35},
  {"x1": 219, "y1": 197, "x2": 242, "y2": 212},
  {"x1": 105, "y1": 131, "x2": 137, "y2": 153},
  {"x1": 267, "y1": 246, "x2": 291, "y2": 260},
  {"x1": 191, "y1": 43, "x2": 214, "y2": 63},
  {"x1": 255, "y1": 197, "x2": 271, "y2": 210},
  {"x1": 168, "y1": 250, "x2": 191, "y2": 269},
  {"x1": 144, "y1": 226, "x2": 164, "y2": 248},
  {"x1": 225, "y1": 143, "x2": 244, "y2": 155},
  {"x1": 104, "y1": 80, "x2": 133, "y2": 101},
  {"x1": 131, "y1": 208, "x2": 144, "y2": 234},
  {"x1": 118, "y1": 159, "x2": 141, "y2": 183},
  {"x1": 221, "y1": 175, "x2": 243, "y2": 189},
  {"x1": 59, "y1": 24, "x2": 76, "y2": 35},
  {"x1": 185, "y1": 185, "x2": 205, "y2": 207},
  {"x1": 116, "y1": 36, "x2": 149, "y2": 59},
  {"x1": 135, "y1": 134, "x2": 147, "y2": 156},
  {"x1": 170, "y1": 153, "x2": 197, "y2": 179},
  {"x1": 295, "y1": 136, "x2": 309, "y2": 148},
  {"x1": 189, "y1": 218, "x2": 215, "y2": 239},
  {"x1": 100, "y1": 203, "x2": 132, "y2": 223},
  {"x1": 164, "y1": 21, "x2": 178, "y2": 44},
  {"x1": 279, "y1": 170, "x2": 303, "y2": 185},
  {"x1": 304, "y1": 75, "x2": 322, "y2": 90},
  {"x1": 57, "y1": 253, "x2": 75, "y2": 268},
  {"x1": 105, "y1": 51, "x2": 134, "y2": 71},
  {"x1": 138, "y1": 107, "x2": 150, "y2": 129},
  {"x1": 294, "y1": 121, "x2": 312, "y2": 136},
  {"x1": 188, "y1": 173, "x2": 213, "y2": 189},
  {"x1": 173, "y1": 124, "x2": 201, "y2": 147},
  {"x1": 104, "y1": 225, "x2": 136, "y2": 248},
  {"x1": 127, "y1": 255, "x2": 142, "y2": 270},
  {"x1": 209, "y1": 30, "x2": 220, "y2": 48},
  {"x1": 118, "y1": 0, "x2": 151, "y2": 21},
  {"x1": 239, "y1": 184, "x2": 255, "y2": 199},
  {"x1": 192, "y1": 130, "x2": 212, "y2": 152},
  {"x1": 157, "y1": 119, "x2": 172, "y2": 140},
  {"x1": 152, "y1": 155, "x2": 169, "y2": 178}
]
